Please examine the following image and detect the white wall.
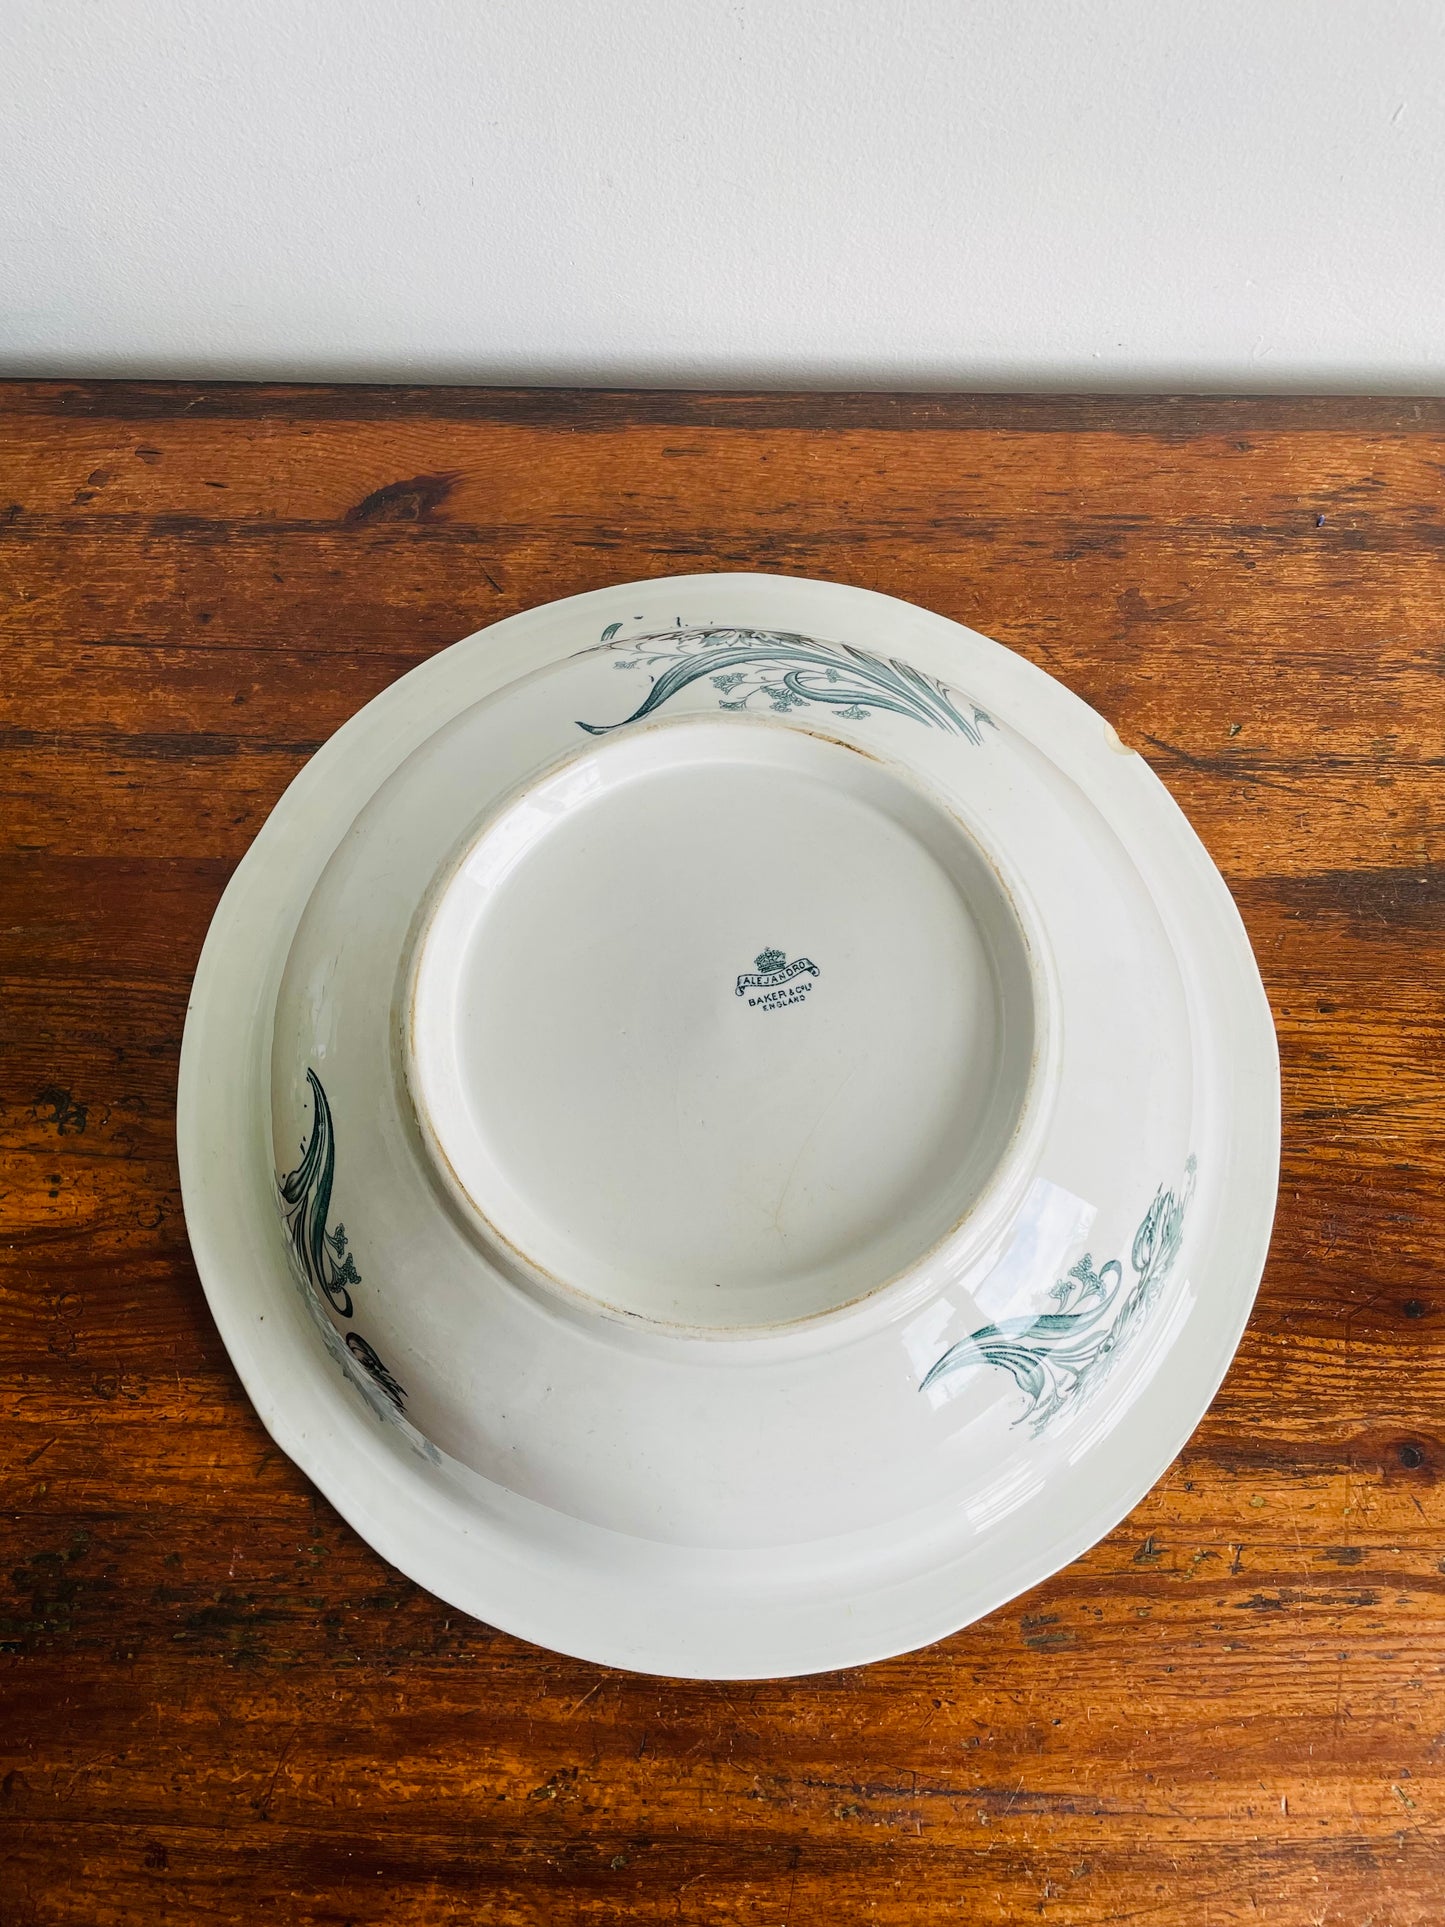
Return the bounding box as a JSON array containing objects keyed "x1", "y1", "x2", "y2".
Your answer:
[{"x1": 4, "y1": 0, "x2": 1443, "y2": 390}]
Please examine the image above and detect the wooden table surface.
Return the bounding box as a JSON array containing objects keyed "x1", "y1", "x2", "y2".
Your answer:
[{"x1": 2, "y1": 384, "x2": 1442, "y2": 1925}]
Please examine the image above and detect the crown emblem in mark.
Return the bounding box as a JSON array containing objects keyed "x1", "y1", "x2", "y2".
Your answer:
[{"x1": 754, "y1": 948, "x2": 786, "y2": 974}]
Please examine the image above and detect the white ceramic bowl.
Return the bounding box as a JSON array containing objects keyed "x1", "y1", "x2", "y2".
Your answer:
[{"x1": 179, "y1": 573, "x2": 1279, "y2": 1678}]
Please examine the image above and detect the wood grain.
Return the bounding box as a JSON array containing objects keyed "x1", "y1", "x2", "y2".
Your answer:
[{"x1": 2, "y1": 382, "x2": 1443, "y2": 1925}]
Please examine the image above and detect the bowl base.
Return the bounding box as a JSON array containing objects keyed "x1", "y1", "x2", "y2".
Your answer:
[{"x1": 408, "y1": 717, "x2": 1041, "y2": 1332}]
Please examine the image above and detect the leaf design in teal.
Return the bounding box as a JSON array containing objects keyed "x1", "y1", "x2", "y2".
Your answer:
[
  {"x1": 277, "y1": 1067, "x2": 409, "y2": 1420},
  {"x1": 279, "y1": 1068, "x2": 360, "y2": 1318},
  {"x1": 577, "y1": 625, "x2": 995, "y2": 741},
  {"x1": 921, "y1": 1157, "x2": 1197, "y2": 1432}
]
